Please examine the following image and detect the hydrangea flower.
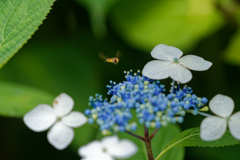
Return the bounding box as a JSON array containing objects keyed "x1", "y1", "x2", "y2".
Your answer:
[
  {"x1": 142, "y1": 44, "x2": 212, "y2": 83},
  {"x1": 85, "y1": 70, "x2": 208, "y2": 134},
  {"x1": 78, "y1": 135, "x2": 138, "y2": 160},
  {"x1": 200, "y1": 94, "x2": 240, "y2": 141},
  {"x1": 24, "y1": 93, "x2": 87, "y2": 150}
]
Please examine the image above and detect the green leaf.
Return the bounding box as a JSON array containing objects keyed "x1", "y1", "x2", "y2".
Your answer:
[
  {"x1": 155, "y1": 127, "x2": 240, "y2": 160},
  {"x1": 152, "y1": 125, "x2": 184, "y2": 160},
  {"x1": 0, "y1": 0, "x2": 55, "y2": 68},
  {"x1": 76, "y1": 0, "x2": 119, "y2": 38},
  {"x1": 93, "y1": 124, "x2": 184, "y2": 160},
  {"x1": 110, "y1": 0, "x2": 223, "y2": 52},
  {"x1": 0, "y1": 81, "x2": 55, "y2": 117}
]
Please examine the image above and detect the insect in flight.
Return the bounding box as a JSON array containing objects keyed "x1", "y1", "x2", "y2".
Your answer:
[{"x1": 98, "y1": 50, "x2": 121, "y2": 65}]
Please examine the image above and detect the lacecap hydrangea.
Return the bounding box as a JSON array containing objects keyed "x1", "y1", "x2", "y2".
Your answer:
[{"x1": 84, "y1": 70, "x2": 208, "y2": 135}]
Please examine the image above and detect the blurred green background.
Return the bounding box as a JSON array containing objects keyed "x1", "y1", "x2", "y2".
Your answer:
[{"x1": 1, "y1": 0, "x2": 240, "y2": 159}]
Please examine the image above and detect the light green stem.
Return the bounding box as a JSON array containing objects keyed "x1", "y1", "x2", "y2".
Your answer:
[
  {"x1": 154, "y1": 148, "x2": 170, "y2": 160},
  {"x1": 155, "y1": 132, "x2": 199, "y2": 160}
]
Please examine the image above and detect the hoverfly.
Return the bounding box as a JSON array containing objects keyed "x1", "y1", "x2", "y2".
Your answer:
[{"x1": 98, "y1": 50, "x2": 121, "y2": 65}]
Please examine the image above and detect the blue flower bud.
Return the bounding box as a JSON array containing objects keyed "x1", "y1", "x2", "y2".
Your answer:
[
  {"x1": 201, "y1": 97, "x2": 208, "y2": 104},
  {"x1": 130, "y1": 123, "x2": 137, "y2": 131},
  {"x1": 192, "y1": 110, "x2": 198, "y2": 115},
  {"x1": 183, "y1": 103, "x2": 190, "y2": 110},
  {"x1": 172, "y1": 107, "x2": 179, "y2": 113},
  {"x1": 167, "y1": 94, "x2": 174, "y2": 100},
  {"x1": 145, "y1": 121, "x2": 151, "y2": 128},
  {"x1": 84, "y1": 109, "x2": 91, "y2": 116},
  {"x1": 171, "y1": 118, "x2": 176, "y2": 124},
  {"x1": 119, "y1": 126, "x2": 125, "y2": 132},
  {"x1": 160, "y1": 103, "x2": 167, "y2": 110},
  {"x1": 155, "y1": 121, "x2": 161, "y2": 128},
  {"x1": 178, "y1": 116, "x2": 184, "y2": 123},
  {"x1": 88, "y1": 118, "x2": 94, "y2": 124},
  {"x1": 139, "y1": 118, "x2": 144, "y2": 124}
]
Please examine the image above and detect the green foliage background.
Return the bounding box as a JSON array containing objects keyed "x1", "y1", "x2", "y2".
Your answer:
[{"x1": 1, "y1": 0, "x2": 240, "y2": 159}]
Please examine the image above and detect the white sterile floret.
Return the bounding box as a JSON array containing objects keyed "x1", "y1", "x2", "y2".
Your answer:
[
  {"x1": 78, "y1": 135, "x2": 138, "y2": 160},
  {"x1": 142, "y1": 44, "x2": 212, "y2": 83},
  {"x1": 24, "y1": 93, "x2": 87, "y2": 150},
  {"x1": 200, "y1": 94, "x2": 240, "y2": 141}
]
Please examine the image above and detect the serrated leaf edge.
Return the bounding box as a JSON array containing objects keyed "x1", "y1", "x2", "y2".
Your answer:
[{"x1": 0, "y1": 0, "x2": 56, "y2": 68}]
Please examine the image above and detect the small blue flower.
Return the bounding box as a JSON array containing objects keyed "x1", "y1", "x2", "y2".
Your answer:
[{"x1": 85, "y1": 70, "x2": 209, "y2": 133}]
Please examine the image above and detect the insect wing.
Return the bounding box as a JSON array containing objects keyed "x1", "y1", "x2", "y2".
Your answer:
[
  {"x1": 116, "y1": 50, "x2": 122, "y2": 58},
  {"x1": 98, "y1": 52, "x2": 109, "y2": 60}
]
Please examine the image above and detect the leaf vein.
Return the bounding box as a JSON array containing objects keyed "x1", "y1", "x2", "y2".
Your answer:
[{"x1": 2, "y1": 0, "x2": 21, "y2": 41}]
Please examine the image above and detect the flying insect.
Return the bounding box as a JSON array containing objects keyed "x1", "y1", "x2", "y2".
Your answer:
[{"x1": 98, "y1": 51, "x2": 121, "y2": 65}]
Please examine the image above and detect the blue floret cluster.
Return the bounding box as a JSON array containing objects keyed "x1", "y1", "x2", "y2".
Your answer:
[{"x1": 84, "y1": 70, "x2": 208, "y2": 134}]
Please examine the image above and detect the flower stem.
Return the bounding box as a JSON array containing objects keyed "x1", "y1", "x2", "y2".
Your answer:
[
  {"x1": 198, "y1": 111, "x2": 212, "y2": 117},
  {"x1": 149, "y1": 128, "x2": 160, "y2": 140},
  {"x1": 171, "y1": 80, "x2": 175, "y2": 93},
  {"x1": 125, "y1": 125, "x2": 161, "y2": 160},
  {"x1": 125, "y1": 130, "x2": 146, "y2": 141},
  {"x1": 144, "y1": 125, "x2": 149, "y2": 137},
  {"x1": 144, "y1": 138, "x2": 154, "y2": 160},
  {"x1": 144, "y1": 125, "x2": 154, "y2": 160}
]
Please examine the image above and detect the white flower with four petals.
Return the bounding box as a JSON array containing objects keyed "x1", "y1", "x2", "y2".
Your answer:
[
  {"x1": 24, "y1": 93, "x2": 87, "y2": 150},
  {"x1": 78, "y1": 135, "x2": 138, "y2": 160},
  {"x1": 142, "y1": 44, "x2": 212, "y2": 83},
  {"x1": 200, "y1": 94, "x2": 240, "y2": 141}
]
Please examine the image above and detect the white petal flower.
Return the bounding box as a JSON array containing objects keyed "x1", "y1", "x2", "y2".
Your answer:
[
  {"x1": 209, "y1": 94, "x2": 234, "y2": 117},
  {"x1": 24, "y1": 93, "x2": 87, "y2": 150},
  {"x1": 108, "y1": 139, "x2": 138, "y2": 159},
  {"x1": 62, "y1": 111, "x2": 88, "y2": 128},
  {"x1": 200, "y1": 116, "x2": 227, "y2": 141},
  {"x1": 47, "y1": 122, "x2": 74, "y2": 150},
  {"x1": 79, "y1": 141, "x2": 104, "y2": 157},
  {"x1": 151, "y1": 44, "x2": 183, "y2": 61},
  {"x1": 23, "y1": 104, "x2": 57, "y2": 132},
  {"x1": 142, "y1": 44, "x2": 212, "y2": 83},
  {"x1": 200, "y1": 94, "x2": 240, "y2": 141},
  {"x1": 228, "y1": 111, "x2": 240, "y2": 140},
  {"x1": 78, "y1": 135, "x2": 138, "y2": 160},
  {"x1": 53, "y1": 93, "x2": 74, "y2": 117},
  {"x1": 81, "y1": 154, "x2": 113, "y2": 160}
]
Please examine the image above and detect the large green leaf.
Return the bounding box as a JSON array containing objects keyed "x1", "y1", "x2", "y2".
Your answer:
[
  {"x1": 0, "y1": 0, "x2": 55, "y2": 68},
  {"x1": 110, "y1": 0, "x2": 223, "y2": 52},
  {"x1": 0, "y1": 81, "x2": 55, "y2": 117},
  {"x1": 93, "y1": 124, "x2": 184, "y2": 160},
  {"x1": 155, "y1": 127, "x2": 240, "y2": 160}
]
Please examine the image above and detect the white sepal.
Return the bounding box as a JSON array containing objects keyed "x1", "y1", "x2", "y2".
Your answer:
[
  {"x1": 81, "y1": 154, "x2": 114, "y2": 160},
  {"x1": 178, "y1": 55, "x2": 212, "y2": 71},
  {"x1": 102, "y1": 135, "x2": 119, "y2": 149},
  {"x1": 142, "y1": 60, "x2": 172, "y2": 80},
  {"x1": 78, "y1": 136, "x2": 138, "y2": 160},
  {"x1": 78, "y1": 141, "x2": 104, "y2": 157},
  {"x1": 23, "y1": 104, "x2": 57, "y2": 132},
  {"x1": 168, "y1": 63, "x2": 192, "y2": 83},
  {"x1": 53, "y1": 93, "x2": 74, "y2": 117},
  {"x1": 62, "y1": 111, "x2": 87, "y2": 128},
  {"x1": 108, "y1": 139, "x2": 138, "y2": 159},
  {"x1": 228, "y1": 111, "x2": 240, "y2": 140},
  {"x1": 151, "y1": 44, "x2": 183, "y2": 61},
  {"x1": 209, "y1": 94, "x2": 234, "y2": 118},
  {"x1": 200, "y1": 116, "x2": 227, "y2": 141},
  {"x1": 47, "y1": 122, "x2": 74, "y2": 150}
]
